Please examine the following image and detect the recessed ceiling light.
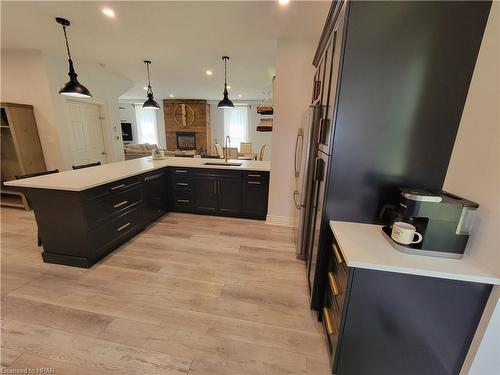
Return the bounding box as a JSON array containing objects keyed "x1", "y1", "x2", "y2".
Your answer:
[
  {"x1": 238, "y1": 94, "x2": 242, "y2": 98},
  {"x1": 102, "y1": 8, "x2": 116, "y2": 18},
  {"x1": 143, "y1": 86, "x2": 148, "y2": 90},
  {"x1": 169, "y1": 94, "x2": 174, "y2": 98},
  {"x1": 278, "y1": 0, "x2": 290, "y2": 5},
  {"x1": 206, "y1": 70, "x2": 213, "y2": 76},
  {"x1": 227, "y1": 85, "x2": 231, "y2": 90}
]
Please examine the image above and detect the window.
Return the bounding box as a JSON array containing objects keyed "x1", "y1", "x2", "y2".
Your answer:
[
  {"x1": 134, "y1": 106, "x2": 158, "y2": 144},
  {"x1": 224, "y1": 106, "x2": 248, "y2": 150}
]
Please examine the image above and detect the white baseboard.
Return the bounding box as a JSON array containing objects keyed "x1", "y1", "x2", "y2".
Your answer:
[{"x1": 265, "y1": 215, "x2": 295, "y2": 227}]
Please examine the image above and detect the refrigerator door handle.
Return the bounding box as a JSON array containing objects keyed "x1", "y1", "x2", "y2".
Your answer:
[
  {"x1": 319, "y1": 118, "x2": 330, "y2": 144},
  {"x1": 294, "y1": 129, "x2": 304, "y2": 178},
  {"x1": 313, "y1": 157, "x2": 325, "y2": 182},
  {"x1": 313, "y1": 158, "x2": 320, "y2": 181},
  {"x1": 293, "y1": 190, "x2": 302, "y2": 209}
]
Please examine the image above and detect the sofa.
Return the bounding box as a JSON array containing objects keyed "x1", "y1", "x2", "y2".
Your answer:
[
  {"x1": 123, "y1": 143, "x2": 158, "y2": 160},
  {"x1": 124, "y1": 143, "x2": 199, "y2": 160}
]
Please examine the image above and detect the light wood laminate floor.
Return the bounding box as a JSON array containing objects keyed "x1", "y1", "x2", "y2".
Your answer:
[{"x1": 1, "y1": 208, "x2": 330, "y2": 374}]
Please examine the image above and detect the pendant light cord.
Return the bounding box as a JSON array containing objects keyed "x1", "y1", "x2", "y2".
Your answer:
[
  {"x1": 144, "y1": 61, "x2": 154, "y2": 96},
  {"x1": 146, "y1": 62, "x2": 152, "y2": 87},
  {"x1": 62, "y1": 26, "x2": 72, "y2": 60},
  {"x1": 222, "y1": 56, "x2": 229, "y2": 91},
  {"x1": 224, "y1": 59, "x2": 227, "y2": 86}
]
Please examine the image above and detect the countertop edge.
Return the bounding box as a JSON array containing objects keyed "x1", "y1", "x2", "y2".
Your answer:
[
  {"x1": 329, "y1": 220, "x2": 500, "y2": 285},
  {"x1": 345, "y1": 259, "x2": 500, "y2": 285},
  {"x1": 4, "y1": 157, "x2": 270, "y2": 192}
]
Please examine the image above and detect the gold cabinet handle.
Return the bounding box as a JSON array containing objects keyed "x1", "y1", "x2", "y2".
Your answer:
[
  {"x1": 248, "y1": 174, "x2": 261, "y2": 178},
  {"x1": 177, "y1": 199, "x2": 190, "y2": 203},
  {"x1": 110, "y1": 183, "x2": 126, "y2": 191},
  {"x1": 117, "y1": 222, "x2": 131, "y2": 232},
  {"x1": 176, "y1": 182, "x2": 189, "y2": 186},
  {"x1": 175, "y1": 170, "x2": 188, "y2": 173},
  {"x1": 113, "y1": 200, "x2": 129, "y2": 208},
  {"x1": 332, "y1": 243, "x2": 344, "y2": 264},
  {"x1": 247, "y1": 181, "x2": 261, "y2": 185},
  {"x1": 328, "y1": 272, "x2": 341, "y2": 296},
  {"x1": 323, "y1": 307, "x2": 335, "y2": 335}
]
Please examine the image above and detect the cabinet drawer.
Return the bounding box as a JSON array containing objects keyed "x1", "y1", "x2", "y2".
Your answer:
[
  {"x1": 332, "y1": 241, "x2": 348, "y2": 276},
  {"x1": 195, "y1": 168, "x2": 242, "y2": 178},
  {"x1": 173, "y1": 175, "x2": 193, "y2": 191},
  {"x1": 330, "y1": 244, "x2": 349, "y2": 311},
  {"x1": 84, "y1": 175, "x2": 141, "y2": 200},
  {"x1": 244, "y1": 171, "x2": 269, "y2": 180},
  {"x1": 88, "y1": 205, "x2": 144, "y2": 259},
  {"x1": 325, "y1": 284, "x2": 342, "y2": 327},
  {"x1": 85, "y1": 186, "x2": 143, "y2": 227},
  {"x1": 173, "y1": 191, "x2": 194, "y2": 210},
  {"x1": 327, "y1": 270, "x2": 347, "y2": 314},
  {"x1": 322, "y1": 306, "x2": 339, "y2": 357},
  {"x1": 172, "y1": 167, "x2": 192, "y2": 175}
]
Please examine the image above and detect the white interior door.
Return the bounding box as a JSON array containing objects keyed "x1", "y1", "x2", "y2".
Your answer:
[{"x1": 67, "y1": 101, "x2": 107, "y2": 166}]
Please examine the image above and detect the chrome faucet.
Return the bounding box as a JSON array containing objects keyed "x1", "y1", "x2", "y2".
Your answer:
[{"x1": 225, "y1": 135, "x2": 231, "y2": 163}]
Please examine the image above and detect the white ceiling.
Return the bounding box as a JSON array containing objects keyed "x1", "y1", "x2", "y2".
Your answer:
[{"x1": 1, "y1": 1, "x2": 329, "y2": 100}]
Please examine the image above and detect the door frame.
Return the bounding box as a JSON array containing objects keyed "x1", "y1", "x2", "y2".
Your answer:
[{"x1": 63, "y1": 97, "x2": 113, "y2": 167}]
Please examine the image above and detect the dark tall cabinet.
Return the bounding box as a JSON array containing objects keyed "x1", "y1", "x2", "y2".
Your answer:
[{"x1": 309, "y1": 0, "x2": 491, "y2": 311}]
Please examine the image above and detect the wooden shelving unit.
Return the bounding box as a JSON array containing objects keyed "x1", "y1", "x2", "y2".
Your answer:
[
  {"x1": 256, "y1": 106, "x2": 273, "y2": 132},
  {"x1": 256, "y1": 77, "x2": 274, "y2": 132},
  {"x1": 1, "y1": 103, "x2": 46, "y2": 210}
]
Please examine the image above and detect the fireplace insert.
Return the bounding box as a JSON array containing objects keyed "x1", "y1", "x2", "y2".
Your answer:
[{"x1": 176, "y1": 132, "x2": 196, "y2": 150}]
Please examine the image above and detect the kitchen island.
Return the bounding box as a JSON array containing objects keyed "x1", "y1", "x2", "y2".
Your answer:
[{"x1": 5, "y1": 157, "x2": 270, "y2": 267}]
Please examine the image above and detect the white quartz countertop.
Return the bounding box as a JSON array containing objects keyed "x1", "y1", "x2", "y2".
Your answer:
[
  {"x1": 5, "y1": 157, "x2": 270, "y2": 192},
  {"x1": 329, "y1": 221, "x2": 500, "y2": 285}
]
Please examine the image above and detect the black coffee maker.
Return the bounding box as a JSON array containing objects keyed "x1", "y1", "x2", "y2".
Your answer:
[{"x1": 383, "y1": 188, "x2": 479, "y2": 258}]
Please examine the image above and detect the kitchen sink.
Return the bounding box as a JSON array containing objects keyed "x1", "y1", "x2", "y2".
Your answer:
[{"x1": 203, "y1": 162, "x2": 244, "y2": 167}]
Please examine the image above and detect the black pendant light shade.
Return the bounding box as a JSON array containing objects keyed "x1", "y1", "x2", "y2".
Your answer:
[
  {"x1": 142, "y1": 60, "x2": 160, "y2": 109},
  {"x1": 217, "y1": 56, "x2": 234, "y2": 109},
  {"x1": 56, "y1": 17, "x2": 92, "y2": 98}
]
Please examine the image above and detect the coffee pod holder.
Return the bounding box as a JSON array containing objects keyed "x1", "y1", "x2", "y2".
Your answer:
[{"x1": 381, "y1": 226, "x2": 463, "y2": 259}]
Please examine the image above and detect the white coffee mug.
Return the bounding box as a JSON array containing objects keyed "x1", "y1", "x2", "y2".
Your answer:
[{"x1": 391, "y1": 222, "x2": 423, "y2": 245}]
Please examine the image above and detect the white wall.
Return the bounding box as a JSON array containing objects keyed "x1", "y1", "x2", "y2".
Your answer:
[
  {"x1": 267, "y1": 37, "x2": 317, "y2": 225},
  {"x1": 209, "y1": 102, "x2": 225, "y2": 146},
  {"x1": 118, "y1": 98, "x2": 166, "y2": 149},
  {"x1": 443, "y1": 3, "x2": 499, "y2": 374},
  {"x1": 118, "y1": 101, "x2": 139, "y2": 144},
  {"x1": 44, "y1": 54, "x2": 132, "y2": 168},
  {"x1": 1, "y1": 49, "x2": 133, "y2": 170},
  {"x1": 209, "y1": 100, "x2": 272, "y2": 160},
  {"x1": 0, "y1": 50, "x2": 63, "y2": 170}
]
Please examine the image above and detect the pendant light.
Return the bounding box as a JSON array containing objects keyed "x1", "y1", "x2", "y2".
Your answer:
[
  {"x1": 142, "y1": 60, "x2": 160, "y2": 109},
  {"x1": 56, "y1": 17, "x2": 92, "y2": 98},
  {"x1": 217, "y1": 56, "x2": 234, "y2": 109}
]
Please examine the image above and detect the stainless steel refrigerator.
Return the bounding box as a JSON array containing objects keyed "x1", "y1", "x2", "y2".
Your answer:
[{"x1": 293, "y1": 105, "x2": 320, "y2": 265}]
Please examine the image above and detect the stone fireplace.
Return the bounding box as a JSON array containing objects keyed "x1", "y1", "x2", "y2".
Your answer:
[
  {"x1": 176, "y1": 132, "x2": 196, "y2": 150},
  {"x1": 163, "y1": 99, "x2": 211, "y2": 153}
]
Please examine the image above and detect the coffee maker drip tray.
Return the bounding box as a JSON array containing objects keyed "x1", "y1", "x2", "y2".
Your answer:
[{"x1": 381, "y1": 226, "x2": 463, "y2": 259}]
